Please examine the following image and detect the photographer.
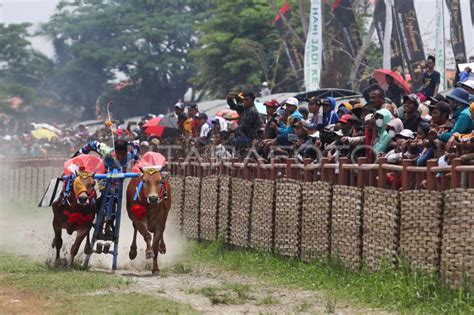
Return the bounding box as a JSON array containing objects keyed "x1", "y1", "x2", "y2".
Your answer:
[{"x1": 226, "y1": 91, "x2": 262, "y2": 148}]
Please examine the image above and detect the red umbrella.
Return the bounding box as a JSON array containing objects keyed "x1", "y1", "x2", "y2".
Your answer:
[
  {"x1": 372, "y1": 69, "x2": 412, "y2": 94},
  {"x1": 216, "y1": 109, "x2": 239, "y2": 120},
  {"x1": 64, "y1": 155, "x2": 105, "y2": 175},
  {"x1": 143, "y1": 116, "x2": 180, "y2": 138}
]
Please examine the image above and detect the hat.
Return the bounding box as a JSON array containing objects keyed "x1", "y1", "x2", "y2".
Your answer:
[
  {"x1": 397, "y1": 129, "x2": 415, "y2": 139},
  {"x1": 309, "y1": 130, "x2": 320, "y2": 138},
  {"x1": 140, "y1": 141, "x2": 149, "y2": 146},
  {"x1": 339, "y1": 114, "x2": 352, "y2": 124},
  {"x1": 262, "y1": 81, "x2": 268, "y2": 87},
  {"x1": 196, "y1": 112, "x2": 208, "y2": 120},
  {"x1": 264, "y1": 99, "x2": 279, "y2": 107},
  {"x1": 364, "y1": 113, "x2": 374, "y2": 123},
  {"x1": 285, "y1": 97, "x2": 299, "y2": 107},
  {"x1": 428, "y1": 94, "x2": 446, "y2": 107},
  {"x1": 307, "y1": 123, "x2": 318, "y2": 130},
  {"x1": 433, "y1": 101, "x2": 451, "y2": 116},
  {"x1": 352, "y1": 102, "x2": 365, "y2": 110},
  {"x1": 403, "y1": 94, "x2": 420, "y2": 107},
  {"x1": 447, "y1": 88, "x2": 471, "y2": 106},
  {"x1": 175, "y1": 102, "x2": 185, "y2": 110},
  {"x1": 187, "y1": 103, "x2": 199, "y2": 110},
  {"x1": 339, "y1": 102, "x2": 353, "y2": 112},
  {"x1": 305, "y1": 96, "x2": 320, "y2": 104},
  {"x1": 460, "y1": 80, "x2": 474, "y2": 90},
  {"x1": 321, "y1": 98, "x2": 332, "y2": 105}
]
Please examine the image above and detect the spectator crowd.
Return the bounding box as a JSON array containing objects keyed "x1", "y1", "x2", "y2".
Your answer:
[{"x1": 1, "y1": 55, "x2": 474, "y2": 172}]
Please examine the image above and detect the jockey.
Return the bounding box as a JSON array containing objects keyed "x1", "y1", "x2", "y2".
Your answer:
[{"x1": 74, "y1": 139, "x2": 140, "y2": 172}]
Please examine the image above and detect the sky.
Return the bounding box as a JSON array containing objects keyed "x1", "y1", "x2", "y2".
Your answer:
[{"x1": 0, "y1": 0, "x2": 473, "y2": 64}]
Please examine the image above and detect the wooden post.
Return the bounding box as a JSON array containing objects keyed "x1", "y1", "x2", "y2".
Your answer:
[
  {"x1": 178, "y1": 158, "x2": 184, "y2": 176},
  {"x1": 303, "y1": 158, "x2": 311, "y2": 182},
  {"x1": 357, "y1": 157, "x2": 367, "y2": 188},
  {"x1": 286, "y1": 159, "x2": 294, "y2": 180},
  {"x1": 378, "y1": 157, "x2": 387, "y2": 189},
  {"x1": 338, "y1": 157, "x2": 348, "y2": 186},
  {"x1": 401, "y1": 159, "x2": 413, "y2": 191},
  {"x1": 320, "y1": 157, "x2": 329, "y2": 182},
  {"x1": 243, "y1": 158, "x2": 250, "y2": 180},
  {"x1": 426, "y1": 159, "x2": 437, "y2": 191},
  {"x1": 270, "y1": 158, "x2": 277, "y2": 181},
  {"x1": 450, "y1": 158, "x2": 462, "y2": 189}
]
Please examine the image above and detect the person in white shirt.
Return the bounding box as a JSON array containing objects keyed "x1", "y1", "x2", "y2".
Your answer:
[{"x1": 194, "y1": 112, "x2": 211, "y2": 145}]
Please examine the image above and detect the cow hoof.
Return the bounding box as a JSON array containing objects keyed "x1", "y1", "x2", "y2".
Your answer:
[
  {"x1": 146, "y1": 250, "x2": 153, "y2": 259},
  {"x1": 129, "y1": 249, "x2": 137, "y2": 260},
  {"x1": 84, "y1": 245, "x2": 92, "y2": 255},
  {"x1": 152, "y1": 268, "x2": 160, "y2": 275},
  {"x1": 159, "y1": 246, "x2": 166, "y2": 255},
  {"x1": 54, "y1": 258, "x2": 67, "y2": 268}
]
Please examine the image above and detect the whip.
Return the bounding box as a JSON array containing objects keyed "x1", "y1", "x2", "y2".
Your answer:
[{"x1": 105, "y1": 101, "x2": 115, "y2": 151}]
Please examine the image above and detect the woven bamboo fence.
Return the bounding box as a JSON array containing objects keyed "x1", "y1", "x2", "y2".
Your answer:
[
  {"x1": 331, "y1": 185, "x2": 363, "y2": 269},
  {"x1": 274, "y1": 179, "x2": 302, "y2": 257},
  {"x1": 182, "y1": 176, "x2": 201, "y2": 239},
  {"x1": 199, "y1": 176, "x2": 219, "y2": 241},
  {"x1": 250, "y1": 179, "x2": 275, "y2": 251},
  {"x1": 362, "y1": 187, "x2": 400, "y2": 270},
  {"x1": 228, "y1": 178, "x2": 253, "y2": 248},
  {"x1": 169, "y1": 176, "x2": 185, "y2": 230},
  {"x1": 301, "y1": 181, "x2": 332, "y2": 261},
  {"x1": 217, "y1": 176, "x2": 231, "y2": 240},
  {"x1": 399, "y1": 191, "x2": 443, "y2": 272},
  {"x1": 441, "y1": 189, "x2": 474, "y2": 287}
]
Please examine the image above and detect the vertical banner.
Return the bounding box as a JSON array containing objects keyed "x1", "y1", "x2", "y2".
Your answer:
[
  {"x1": 374, "y1": 0, "x2": 404, "y2": 72},
  {"x1": 304, "y1": 0, "x2": 323, "y2": 91},
  {"x1": 445, "y1": 0, "x2": 466, "y2": 62},
  {"x1": 332, "y1": 0, "x2": 362, "y2": 59},
  {"x1": 382, "y1": 0, "x2": 393, "y2": 70},
  {"x1": 273, "y1": 1, "x2": 299, "y2": 78},
  {"x1": 435, "y1": 0, "x2": 446, "y2": 91},
  {"x1": 393, "y1": 0, "x2": 426, "y2": 90},
  {"x1": 471, "y1": 0, "x2": 474, "y2": 27}
]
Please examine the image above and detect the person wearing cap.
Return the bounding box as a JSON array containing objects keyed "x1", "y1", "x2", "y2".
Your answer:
[
  {"x1": 439, "y1": 88, "x2": 473, "y2": 143},
  {"x1": 385, "y1": 129, "x2": 415, "y2": 164},
  {"x1": 459, "y1": 80, "x2": 474, "y2": 98},
  {"x1": 306, "y1": 96, "x2": 323, "y2": 126},
  {"x1": 272, "y1": 97, "x2": 303, "y2": 136},
  {"x1": 336, "y1": 114, "x2": 353, "y2": 136},
  {"x1": 226, "y1": 91, "x2": 262, "y2": 148},
  {"x1": 321, "y1": 97, "x2": 338, "y2": 128},
  {"x1": 429, "y1": 101, "x2": 450, "y2": 131},
  {"x1": 260, "y1": 81, "x2": 271, "y2": 97},
  {"x1": 193, "y1": 112, "x2": 211, "y2": 146},
  {"x1": 401, "y1": 94, "x2": 421, "y2": 132},
  {"x1": 351, "y1": 101, "x2": 369, "y2": 121},
  {"x1": 172, "y1": 101, "x2": 185, "y2": 119},
  {"x1": 263, "y1": 99, "x2": 279, "y2": 139},
  {"x1": 336, "y1": 103, "x2": 351, "y2": 118},
  {"x1": 459, "y1": 67, "x2": 472, "y2": 83}
]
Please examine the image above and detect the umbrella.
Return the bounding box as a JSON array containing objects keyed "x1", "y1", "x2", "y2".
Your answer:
[
  {"x1": 143, "y1": 116, "x2": 180, "y2": 138},
  {"x1": 254, "y1": 102, "x2": 267, "y2": 115},
  {"x1": 216, "y1": 109, "x2": 239, "y2": 120},
  {"x1": 31, "y1": 128, "x2": 58, "y2": 141},
  {"x1": 64, "y1": 155, "x2": 105, "y2": 175},
  {"x1": 372, "y1": 69, "x2": 411, "y2": 94}
]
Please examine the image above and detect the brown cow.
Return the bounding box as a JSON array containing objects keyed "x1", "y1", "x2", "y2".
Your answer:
[
  {"x1": 51, "y1": 172, "x2": 97, "y2": 267},
  {"x1": 126, "y1": 168, "x2": 171, "y2": 274}
]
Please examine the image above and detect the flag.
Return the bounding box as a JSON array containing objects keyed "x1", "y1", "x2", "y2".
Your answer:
[
  {"x1": 435, "y1": 0, "x2": 446, "y2": 91},
  {"x1": 272, "y1": 1, "x2": 298, "y2": 78},
  {"x1": 393, "y1": 0, "x2": 426, "y2": 90},
  {"x1": 272, "y1": 1, "x2": 291, "y2": 28},
  {"x1": 304, "y1": 0, "x2": 323, "y2": 91},
  {"x1": 374, "y1": 0, "x2": 404, "y2": 72},
  {"x1": 445, "y1": 0, "x2": 466, "y2": 62}
]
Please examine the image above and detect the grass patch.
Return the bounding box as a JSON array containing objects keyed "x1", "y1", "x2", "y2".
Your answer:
[
  {"x1": 0, "y1": 254, "x2": 199, "y2": 314},
  {"x1": 258, "y1": 294, "x2": 279, "y2": 306},
  {"x1": 188, "y1": 283, "x2": 253, "y2": 305},
  {"x1": 65, "y1": 292, "x2": 200, "y2": 314},
  {"x1": 186, "y1": 240, "x2": 474, "y2": 314}
]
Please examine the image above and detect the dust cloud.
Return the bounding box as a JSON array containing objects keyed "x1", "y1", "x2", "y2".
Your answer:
[{"x1": 0, "y1": 197, "x2": 187, "y2": 271}]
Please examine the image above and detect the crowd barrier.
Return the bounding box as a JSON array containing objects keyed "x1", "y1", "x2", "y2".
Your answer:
[
  {"x1": 167, "y1": 157, "x2": 474, "y2": 288},
  {"x1": 0, "y1": 156, "x2": 472, "y2": 287}
]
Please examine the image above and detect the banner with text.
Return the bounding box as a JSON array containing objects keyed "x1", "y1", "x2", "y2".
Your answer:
[
  {"x1": 445, "y1": 0, "x2": 466, "y2": 62},
  {"x1": 304, "y1": 0, "x2": 323, "y2": 91},
  {"x1": 435, "y1": 0, "x2": 446, "y2": 91}
]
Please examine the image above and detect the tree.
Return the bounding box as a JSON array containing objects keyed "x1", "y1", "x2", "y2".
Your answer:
[
  {"x1": 42, "y1": 0, "x2": 211, "y2": 119},
  {"x1": 191, "y1": 0, "x2": 304, "y2": 98}
]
